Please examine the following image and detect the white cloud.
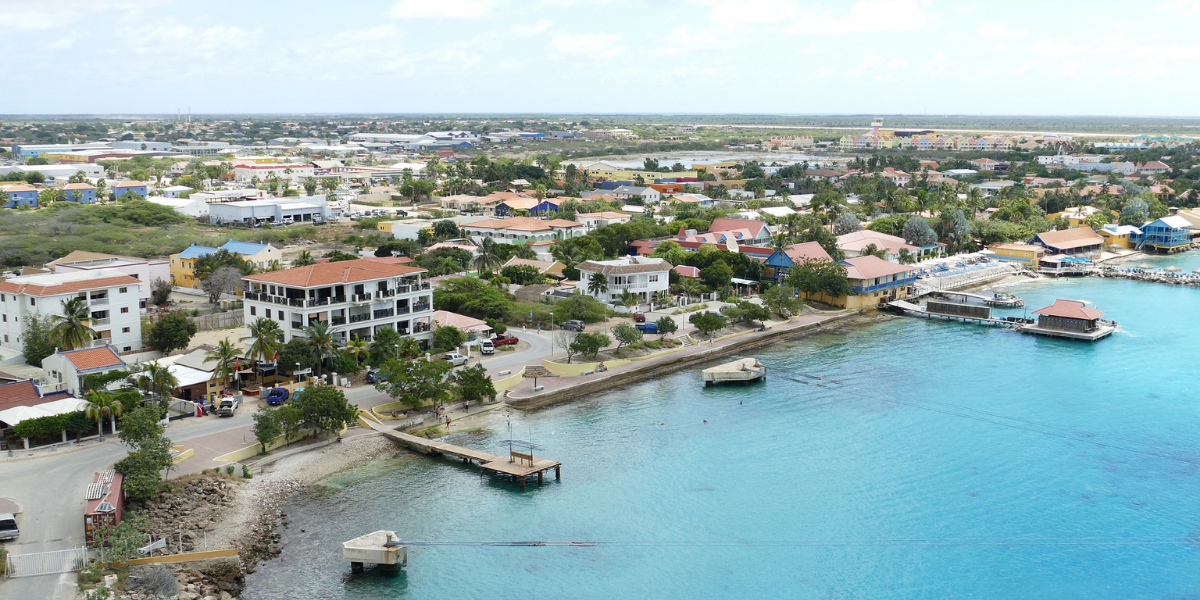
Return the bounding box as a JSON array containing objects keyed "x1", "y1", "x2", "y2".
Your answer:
[
  {"x1": 0, "y1": 0, "x2": 165, "y2": 31},
  {"x1": 511, "y1": 20, "x2": 553, "y2": 36},
  {"x1": 1159, "y1": 0, "x2": 1200, "y2": 15},
  {"x1": 388, "y1": 0, "x2": 498, "y2": 19},
  {"x1": 977, "y1": 22, "x2": 1026, "y2": 39},
  {"x1": 46, "y1": 30, "x2": 90, "y2": 51},
  {"x1": 549, "y1": 32, "x2": 625, "y2": 60},
  {"x1": 788, "y1": 0, "x2": 933, "y2": 34},
  {"x1": 710, "y1": 0, "x2": 801, "y2": 24}
]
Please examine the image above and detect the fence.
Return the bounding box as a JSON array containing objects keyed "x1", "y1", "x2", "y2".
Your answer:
[
  {"x1": 4, "y1": 546, "x2": 89, "y2": 578},
  {"x1": 187, "y1": 310, "x2": 244, "y2": 332}
]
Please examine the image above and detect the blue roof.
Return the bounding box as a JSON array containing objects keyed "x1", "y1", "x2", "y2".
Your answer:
[
  {"x1": 219, "y1": 240, "x2": 271, "y2": 255},
  {"x1": 178, "y1": 244, "x2": 219, "y2": 259}
]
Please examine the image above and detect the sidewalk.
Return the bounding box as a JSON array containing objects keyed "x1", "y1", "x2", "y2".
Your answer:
[{"x1": 506, "y1": 310, "x2": 855, "y2": 407}]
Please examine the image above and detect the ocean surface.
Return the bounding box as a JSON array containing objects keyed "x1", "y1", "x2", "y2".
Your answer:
[{"x1": 244, "y1": 256, "x2": 1200, "y2": 599}]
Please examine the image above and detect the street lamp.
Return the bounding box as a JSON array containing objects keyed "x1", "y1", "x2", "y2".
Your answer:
[
  {"x1": 295, "y1": 362, "x2": 301, "y2": 384},
  {"x1": 550, "y1": 312, "x2": 554, "y2": 329}
]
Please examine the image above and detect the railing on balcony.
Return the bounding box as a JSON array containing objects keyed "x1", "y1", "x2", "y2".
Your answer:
[
  {"x1": 412, "y1": 303, "x2": 430, "y2": 313},
  {"x1": 351, "y1": 293, "x2": 373, "y2": 303},
  {"x1": 412, "y1": 323, "x2": 430, "y2": 333},
  {"x1": 377, "y1": 289, "x2": 396, "y2": 298},
  {"x1": 396, "y1": 305, "x2": 410, "y2": 315},
  {"x1": 244, "y1": 291, "x2": 262, "y2": 301},
  {"x1": 349, "y1": 313, "x2": 371, "y2": 323},
  {"x1": 331, "y1": 316, "x2": 347, "y2": 326},
  {"x1": 89, "y1": 298, "x2": 108, "y2": 306},
  {"x1": 613, "y1": 282, "x2": 649, "y2": 290},
  {"x1": 291, "y1": 321, "x2": 303, "y2": 330},
  {"x1": 90, "y1": 317, "x2": 111, "y2": 326},
  {"x1": 373, "y1": 308, "x2": 395, "y2": 319},
  {"x1": 287, "y1": 298, "x2": 305, "y2": 307}
]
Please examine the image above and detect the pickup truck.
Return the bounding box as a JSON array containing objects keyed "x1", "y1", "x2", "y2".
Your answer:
[
  {"x1": 480, "y1": 340, "x2": 495, "y2": 355},
  {"x1": 635, "y1": 322, "x2": 659, "y2": 334},
  {"x1": 0, "y1": 513, "x2": 18, "y2": 541},
  {"x1": 217, "y1": 397, "x2": 240, "y2": 417},
  {"x1": 443, "y1": 353, "x2": 469, "y2": 367},
  {"x1": 491, "y1": 333, "x2": 519, "y2": 346}
]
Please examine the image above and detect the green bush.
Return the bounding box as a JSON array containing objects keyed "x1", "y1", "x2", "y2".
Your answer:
[{"x1": 12, "y1": 412, "x2": 75, "y2": 439}]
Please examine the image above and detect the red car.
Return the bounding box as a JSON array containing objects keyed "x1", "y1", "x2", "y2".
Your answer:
[
  {"x1": 491, "y1": 333, "x2": 520, "y2": 346},
  {"x1": 634, "y1": 312, "x2": 646, "y2": 323}
]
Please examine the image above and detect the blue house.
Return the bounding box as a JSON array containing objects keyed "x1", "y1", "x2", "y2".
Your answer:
[
  {"x1": 3, "y1": 184, "x2": 39, "y2": 208},
  {"x1": 111, "y1": 180, "x2": 148, "y2": 199},
  {"x1": 62, "y1": 183, "x2": 97, "y2": 203},
  {"x1": 763, "y1": 241, "x2": 833, "y2": 282},
  {"x1": 1134, "y1": 216, "x2": 1192, "y2": 252}
]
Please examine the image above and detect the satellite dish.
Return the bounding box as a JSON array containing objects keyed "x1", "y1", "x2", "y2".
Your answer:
[{"x1": 138, "y1": 538, "x2": 167, "y2": 555}]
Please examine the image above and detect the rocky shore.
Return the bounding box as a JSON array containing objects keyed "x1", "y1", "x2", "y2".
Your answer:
[{"x1": 112, "y1": 434, "x2": 396, "y2": 599}]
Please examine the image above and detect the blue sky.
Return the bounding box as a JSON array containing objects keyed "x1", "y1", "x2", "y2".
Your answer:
[{"x1": 5, "y1": 0, "x2": 1200, "y2": 116}]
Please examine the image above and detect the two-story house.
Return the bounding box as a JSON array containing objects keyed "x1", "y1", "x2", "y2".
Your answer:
[
  {"x1": 48, "y1": 251, "x2": 171, "y2": 310},
  {"x1": 170, "y1": 240, "x2": 282, "y2": 288},
  {"x1": 111, "y1": 181, "x2": 148, "y2": 199},
  {"x1": 41, "y1": 345, "x2": 127, "y2": 396},
  {"x1": 827, "y1": 256, "x2": 917, "y2": 310},
  {"x1": 1134, "y1": 216, "x2": 1191, "y2": 252},
  {"x1": 575, "y1": 256, "x2": 671, "y2": 306},
  {"x1": 0, "y1": 270, "x2": 144, "y2": 354},
  {"x1": 241, "y1": 259, "x2": 434, "y2": 347},
  {"x1": 62, "y1": 183, "x2": 97, "y2": 203},
  {"x1": 2, "y1": 184, "x2": 39, "y2": 208}
]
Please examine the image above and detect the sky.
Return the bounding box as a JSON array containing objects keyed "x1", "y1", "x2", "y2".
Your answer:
[{"x1": 4, "y1": 0, "x2": 1200, "y2": 116}]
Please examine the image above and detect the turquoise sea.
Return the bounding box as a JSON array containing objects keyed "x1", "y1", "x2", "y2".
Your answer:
[{"x1": 243, "y1": 254, "x2": 1200, "y2": 599}]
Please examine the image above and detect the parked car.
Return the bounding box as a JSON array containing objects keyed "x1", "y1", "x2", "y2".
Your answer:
[
  {"x1": 0, "y1": 513, "x2": 18, "y2": 541},
  {"x1": 491, "y1": 333, "x2": 519, "y2": 346},
  {"x1": 443, "y1": 353, "x2": 469, "y2": 367},
  {"x1": 560, "y1": 320, "x2": 586, "y2": 332},
  {"x1": 281, "y1": 216, "x2": 294, "y2": 225},
  {"x1": 216, "y1": 397, "x2": 240, "y2": 417},
  {"x1": 265, "y1": 387, "x2": 289, "y2": 405},
  {"x1": 634, "y1": 311, "x2": 646, "y2": 323},
  {"x1": 366, "y1": 368, "x2": 386, "y2": 383},
  {"x1": 636, "y1": 323, "x2": 659, "y2": 334},
  {"x1": 480, "y1": 340, "x2": 495, "y2": 355}
]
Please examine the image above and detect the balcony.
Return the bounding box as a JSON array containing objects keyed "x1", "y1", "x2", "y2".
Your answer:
[
  {"x1": 89, "y1": 317, "x2": 111, "y2": 326},
  {"x1": 373, "y1": 308, "x2": 395, "y2": 319},
  {"x1": 351, "y1": 293, "x2": 373, "y2": 303},
  {"x1": 396, "y1": 305, "x2": 410, "y2": 315},
  {"x1": 376, "y1": 289, "x2": 396, "y2": 299},
  {"x1": 245, "y1": 291, "x2": 262, "y2": 301},
  {"x1": 287, "y1": 298, "x2": 305, "y2": 307},
  {"x1": 349, "y1": 313, "x2": 371, "y2": 324},
  {"x1": 89, "y1": 298, "x2": 108, "y2": 306},
  {"x1": 331, "y1": 316, "x2": 347, "y2": 326},
  {"x1": 413, "y1": 322, "x2": 430, "y2": 333},
  {"x1": 613, "y1": 282, "x2": 649, "y2": 290}
]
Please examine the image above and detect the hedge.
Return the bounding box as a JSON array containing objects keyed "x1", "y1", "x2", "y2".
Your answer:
[{"x1": 12, "y1": 412, "x2": 78, "y2": 439}]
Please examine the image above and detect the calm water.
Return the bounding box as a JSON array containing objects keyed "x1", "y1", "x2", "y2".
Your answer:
[{"x1": 244, "y1": 268, "x2": 1200, "y2": 599}]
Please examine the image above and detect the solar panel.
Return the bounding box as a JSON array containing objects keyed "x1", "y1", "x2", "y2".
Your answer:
[
  {"x1": 85, "y1": 483, "x2": 106, "y2": 500},
  {"x1": 97, "y1": 470, "x2": 115, "y2": 484}
]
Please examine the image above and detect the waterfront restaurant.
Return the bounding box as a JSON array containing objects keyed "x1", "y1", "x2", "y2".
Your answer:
[
  {"x1": 812, "y1": 255, "x2": 917, "y2": 310},
  {"x1": 1022, "y1": 299, "x2": 1115, "y2": 341},
  {"x1": 1030, "y1": 227, "x2": 1104, "y2": 257},
  {"x1": 987, "y1": 242, "x2": 1046, "y2": 267}
]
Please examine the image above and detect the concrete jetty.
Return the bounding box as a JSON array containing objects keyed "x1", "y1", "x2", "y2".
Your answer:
[
  {"x1": 367, "y1": 421, "x2": 561, "y2": 489},
  {"x1": 343, "y1": 530, "x2": 407, "y2": 574},
  {"x1": 702, "y1": 358, "x2": 766, "y2": 386}
]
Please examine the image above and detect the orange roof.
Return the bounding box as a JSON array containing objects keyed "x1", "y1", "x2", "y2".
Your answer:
[
  {"x1": 841, "y1": 255, "x2": 916, "y2": 280},
  {"x1": 244, "y1": 259, "x2": 425, "y2": 287},
  {"x1": 60, "y1": 346, "x2": 125, "y2": 371},
  {"x1": 3, "y1": 184, "x2": 36, "y2": 192},
  {"x1": 1033, "y1": 299, "x2": 1105, "y2": 321},
  {"x1": 0, "y1": 275, "x2": 140, "y2": 297},
  {"x1": 0, "y1": 380, "x2": 41, "y2": 409},
  {"x1": 462, "y1": 216, "x2": 582, "y2": 231},
  {"x1": 112, "y1": 181, "x2": 145, "y2": 187},
  {"x1": 1033, "y1": 227, "x2": 1104, "y2": 250}
]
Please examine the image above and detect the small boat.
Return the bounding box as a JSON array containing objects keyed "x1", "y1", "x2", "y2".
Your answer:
[{"x1": 984, "y1": 292, "x2": 1024, "y2": 308}]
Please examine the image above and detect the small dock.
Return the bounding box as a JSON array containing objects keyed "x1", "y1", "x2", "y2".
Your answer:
[
  {"x1": 887, "y1": 300, "x2": 1027, "y2": 329},
  {"x1": 369, "y1": 422, "x2": 561, "y2": 489},
  {"x1": 343, "y1": 530, "x2": 407, "y2": 574},
  {"x1": 702, "y1": 358, "x2": 766, "y2": 386},
  {"x1": 1018, "y1": 323, "x2": 1116, "y2": 341},
  {"x1": 935, "y1": 290, "x2": 1024, "y2": 307}
]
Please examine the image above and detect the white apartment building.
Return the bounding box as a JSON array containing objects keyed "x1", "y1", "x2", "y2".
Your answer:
[
  {"x1": 242, "y1": 259, "x2": 434, "y2": 349},
  {"x1": 0, "y1": 269, "x2": 145, "y2": 357},
  {"x1": 232, "y1": 163, "x2": 315, "y2": 185},
  {"x1": 48, "y1": 251, "x2": 170, "y2": 310},
  {"x1": 575, "y1": 256, "x2": 671, "y2": 305}
]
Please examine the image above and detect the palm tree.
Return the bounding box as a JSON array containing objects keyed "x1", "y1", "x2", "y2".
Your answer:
[
  {"x1": 51, "y1": 297, "x2": 97, "y2": 351},
  {"x1": 205, "y1": 338, "x2": 241, "y2": 392},
  {"x1": 302, "y1": 321, "x2": 336, "y2": 378},
  {"x1": 84, "y1": 390, "x2": 123, "y2": 440},
  {"x1": 342, "y1": 334, "x2": 370, "y2": 365},
  {"x1": 617, "y1": 290, "x2": 640, "y2": 312},
  {"x1": 473, "y1": 238, "x2": 500, "y2": 273},
  {"x1": 676, "y1": 277, "x2": 702, "y2": 302},
  {"x1": 292, "y1": 250, "x2": 315, "y2": 267},
  {"x1": 587, "y1": 272, "x2": 609, "y2": 301},
  {"x1": 243, "y1": 318, "x2": 283, "y2": 385},
  {"x1": 135, "y1": 362, "x2": 179, "y2": 408}
]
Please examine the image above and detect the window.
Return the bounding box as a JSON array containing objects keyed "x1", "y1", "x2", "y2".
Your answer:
[
  {"x1": 266, "y1": 309, "x2": 272, "y2": 319},
  {"x1": 119, "y1": 287, "x2": 128, "y2": 293},
  {"x1": 649, "y1": 275, "x2": 659, "y2": 283},
  {"x1": 123, "y1": 346, "x2": 131, "y2": 352},
  {"x1": 30, "y1": 298, "x2": 35, "y2": 306},
  {"x1": 122, "y1": 327, "x2": 130, "y2": 333},
  {"x1": 121, "y1": 307, "x2": 129, "y2": 314},
  {"x1": 250, "y1": 306, "x2": 257, "y2": 316},
  {"x1": 3, "y1": 335, "x2": 6, "y2": 343}
]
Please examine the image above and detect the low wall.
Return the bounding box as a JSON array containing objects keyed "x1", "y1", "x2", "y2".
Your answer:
[
  {"x1": 541, "y1": 358, "x2": 631, "y2": 377},
  {"x1": 509, "y1": 312, "x2": 859, "y2": 411},
  {"x1": 126, "y1": 548, "x2": 238, "y2": 566},
  {"x1": 493, "y1": 367, "x2": 528, "y2": 392}
]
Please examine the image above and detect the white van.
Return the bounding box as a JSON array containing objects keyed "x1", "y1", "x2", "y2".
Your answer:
[{"x1": 0, "y1": 513, "x2": 19, "y2": 541}]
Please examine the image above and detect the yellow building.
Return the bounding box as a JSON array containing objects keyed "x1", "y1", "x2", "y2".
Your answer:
[
  {"x1": 234, "y1": 156, "x2": 287, "y2": 165},
  {"x1": 1097, "y1": 225, "x2": 1142, "y2": 249},
  {"x1": 576, "y1": 161, "x2": 698, "y2": 182},
  {"x1": 803, "y1": 256, "x2": 917, "y2": 310},
  {"x1": 988, "y1": 243, "x2": 1046, "y2": 266},
  {"x1": 170, "y1": 241, "x2": 281, "y2": 288}
]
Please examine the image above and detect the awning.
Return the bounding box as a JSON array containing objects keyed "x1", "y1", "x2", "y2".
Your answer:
[
  {"x1": 731, "y1": 278, "x2": 757, "y2": 285},
  {"x1": 0, "y1": 398, "x2": 88, "y2": 426},
  {"x1": 167, "y1": 364, "x2": 213, "y2": 388}
]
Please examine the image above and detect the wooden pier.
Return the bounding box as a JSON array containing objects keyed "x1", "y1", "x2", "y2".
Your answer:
[
  {"x1": 702, "y1": 358, "x2": 766, "y2": 386},
  {"x1": 369, "y1": 421, "x2": 561, "y2": 489},
  {"x1": 887, "y1": 300, "x2": 1026, "y2": 329}
]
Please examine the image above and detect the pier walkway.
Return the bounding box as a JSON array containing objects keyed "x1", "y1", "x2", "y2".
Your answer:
[
  {"x1": 367, "y1": 420, "x2": 560, "y2": 488},
  {"x1": 887, "y1": 300, "x2": 1023, "y2": 329}
]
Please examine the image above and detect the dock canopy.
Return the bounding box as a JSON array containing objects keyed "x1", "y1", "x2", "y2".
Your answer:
[{"x1": 1032, "y1": 299, "x2": 1105, "y2": 320}]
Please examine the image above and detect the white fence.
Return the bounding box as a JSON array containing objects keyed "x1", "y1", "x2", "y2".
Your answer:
[{"x1": 4, "y1": 546, "x2": 89, "y2": 578}]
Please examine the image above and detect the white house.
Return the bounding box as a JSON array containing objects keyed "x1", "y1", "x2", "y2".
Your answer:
[
  {"x1": 611, "y1": 186, "x2": 662, "y2": 203},
  {"x1": 48, "y1": 251, "x2": 170, "y2": 310},
  {"x1": 232, "y1": 163, "x2": 314, "y2": 185},
  {"x1": 575, "y1": 211, "x2": 632, "y2": 232},
  {"x1": 40, "y1": 345, "x2": 127, "y2": 396},
  {"x1": 242, "y1": 259, "x2": 435, "y2": 347},
  {"x1": 0, "y1": 269, "x2": 144, "y2": 357},
  {"x1": 575, "y1": 256, "x2": 671, "y2": 305},
  {"x1": 147, "y1": 195, "x2": 211, "y2": 218}
]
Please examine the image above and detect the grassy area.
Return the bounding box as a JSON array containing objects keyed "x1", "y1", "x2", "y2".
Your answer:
[
  {"x1": 673, "y1": 303, "x2": 709, "y2": 315},
  {"x1": 0, "y1": 201, "x2": 344, "y2": 268}
]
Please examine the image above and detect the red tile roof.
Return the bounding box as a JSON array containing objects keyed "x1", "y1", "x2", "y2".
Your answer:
[
  {"x1": 1032, "y1": 299, "x2": 1105, "y2": 321},
  {"x1": 0, "y1": 380, "x2": 41, "y2": 409},
  {"x1": 0, "y1": 275, "x2": 141, "y2": 297},
  {"x1": 841, "y1": 255, "x2": 916, "y2": 280},
  {"x1": 244, "y1": 259, "x2": 425, "y2": 287},
  {"x1": 61, "y1": 346, "x2": 125, "y2": 371}
]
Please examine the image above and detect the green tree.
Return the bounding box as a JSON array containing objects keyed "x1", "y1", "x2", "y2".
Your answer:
[
  {"x1": 473, "y1": 238, "x2": 501, "y2": 273},
  {"x1": 118, "y1": 406, "x2": 165, "y2": 450},
  {"x1": 654, "y1": 316, "x2": 678, "y2": 339},
  {"x1": 21, "y1": 312, "x2": 55, "y2": 368},
  {"x1": 700, "y1": 261, "x2": 733, "y2": 292},
  {"x1": 432, "y1": 325, "x2": 466, "y2": 352},
  {"x1": 243, "y1": 317, "x2": 284, "y2": 370},
  {"x1": 587, "y1": 271, "x2": 609, "y2": 299},
  {"x1": 787, "y1": 260, "x2": 851, "y2": 302},
  {"x1": 279, "y1": 337, "x2": 316, "y2": 376},
  {"x1": 902, "y1": 215, "x2": 938, "y2": 248},
  {"x1": 149, "y1": 278, "x2": 172, "y2": 306},
  {"x1": 114, "y1": 437, "x2": 172, "y2": 502},
  {"x1": 451, "y1": 364, "x2": 496, "y2": 405},
  {"x1": 376, "y1": 357, "x2": 454, "y2": 409},
  {"x1": 688, "y1": 312, "x2": 727, "y2": 338},
  {"x1": 302, "y1": 177, "x2": 318, "y2": 196},
  {"x1": 277, "y1": 405, "x2": 304, "y2": 445},
  {"x1": 83, "y1": 390, "x2": 124, "y2": 441},
  {"x1": 342, "y1": 333, "x2": 370, "y2": 365},
  {"x1": 611, "y1": 323, "x2": 642, "y2": 349},
  {"x1": 50, "y1": 296, "x2": 97, "y2": 351},
  {"x1": 252, "y1": 406, "x2": 282, "y2": 454},
  {"x1": 292, "y1": 250, "x2": 315, "y2": 267},
  {"x1": 302, "y1": 321, "x2": 337, "y2": 378},
  {"x1": 569, "y1": 332, "x2": 610, "y2": 360},
  {"x1": 145, "y1": 312, "x2": 197, "y2": 355},
  {"x1": 133, "y1": 362, "x2": 178, "y2": 408},
  {"x1": 762, "y1": 285, "x2": 802, "y2": 317},
  {"x1": 205, "y1": 338, "x2": 241, "y2": 392},
  {"x1": 293, "y1": 385, "x2": 358, "y2": 437},
  {"x1": 725, "y1": 301, "x2": 770, "y2": 327}
]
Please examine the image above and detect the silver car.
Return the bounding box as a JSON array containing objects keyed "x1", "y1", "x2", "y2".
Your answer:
[{"x1": 0, "y1": 513, "x2": 19, "y2": 541}]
